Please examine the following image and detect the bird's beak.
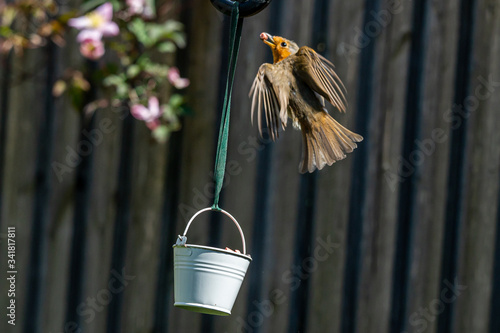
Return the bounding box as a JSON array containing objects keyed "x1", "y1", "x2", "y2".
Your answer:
[{"x1": 260, "y1": 32, "x2": 275, "y2": 47}]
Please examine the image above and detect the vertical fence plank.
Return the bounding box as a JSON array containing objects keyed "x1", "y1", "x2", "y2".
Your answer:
[
  {"x1": 405, "y1": 0, "x2": 460, "y2": 332},
  {"x1": 106, "y1": 113, "x2": 135, "y2": 333},
  {"x1": 355, "y1": 0, "x2": 414, "y2": 332},
  {"x1": 43, "y1": 97, "x2": 81, "y2": 333},
  {"x1": 490, "y1": 170, "x2": 500, "y2": 333},
  {"x1": 83, "y1": 108, "x2": 123, "y2": 333},
  {"x1": 0, "y1": 49, "x2": 13, "y2": 333},
  {"x1": 488, "y1": 10, "x2": 500, "y2": 333},
  {"x1": 455, "y1": 0, "x2": 500, "y2": 331},
  {"x1": 0, "y1": 48, "x2": 44, "y2": 333},
  {"x1": 40, "y1": 25, "x2": 85, "y2": 333},
  {"x1": 0, "y1": 51, "x2": 11, "y2": 221},
  {"x1": 24, "y1": 42, "x2": 58, "y2": 333},
  {"x1": 341, "y1": 0, "x2": 382, "y2": 332},
  {"x1": 154, "y1": 128, "x2": 184, "y2": 333},
  {"x1": 389, "y1": 1, "x2": 429, "y2": 332},
  {"x1": 122, "y1": 127, "x2": 167, "y2": 333},
  {"x1": 64, "y1": 77, "x2": 97, "y2": 332},
  {"x1": 438, "y1": 0, "x2": 477, "y2": 331}
]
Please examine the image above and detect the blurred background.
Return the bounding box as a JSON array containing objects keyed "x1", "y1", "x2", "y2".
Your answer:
[{"x1": 1, "y1": 0, "x2": 500, "y2": 332}]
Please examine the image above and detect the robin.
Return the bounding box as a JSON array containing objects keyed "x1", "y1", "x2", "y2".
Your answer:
[{"x1": 250, "y1": 32, "x2": 363, "y2": 173}]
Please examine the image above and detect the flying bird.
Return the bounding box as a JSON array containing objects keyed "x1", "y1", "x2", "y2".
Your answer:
[{"x1": 249, "y1": 32, "x2": 363, "y2": 173}]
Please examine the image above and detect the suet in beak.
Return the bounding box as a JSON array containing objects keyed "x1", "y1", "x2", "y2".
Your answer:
[{"x1": 260, "y1": 32, "x2": 275, "y2": 47}]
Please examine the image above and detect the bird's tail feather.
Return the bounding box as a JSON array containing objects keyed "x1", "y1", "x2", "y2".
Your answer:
[{"x1": 299, "y1": 112, "x2": 363, "y2": 173}]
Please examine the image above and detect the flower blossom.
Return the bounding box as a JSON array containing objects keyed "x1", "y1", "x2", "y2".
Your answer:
[
  {"x1": 68, "y1": 3, "x2": 119, "y2": 59},
  {"x1": 126, "y1": 0, "x2": 153, "y2": 17},
  {"x1": 167, "y1": 67, "x2": 190, "y2": 89},
  {"x1": 77, "y1": 30, "x2": 105, "y2": 60},
  {"x1": 130, "y1": 96, "x2": 164, "y2": 130},
  {"x1": 69, "y1": 3, "x2": 119, "y2": 39}
]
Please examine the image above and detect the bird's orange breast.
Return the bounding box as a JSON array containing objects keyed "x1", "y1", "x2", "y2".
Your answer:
[{"x1": 273, "y1": 49, "x2": 293, "y2": 63}]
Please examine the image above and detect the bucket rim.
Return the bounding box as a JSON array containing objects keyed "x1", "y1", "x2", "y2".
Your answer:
[
  {"x1": 173, "y1": 244, "x2": 252, "y2": 261},
  {"x1": 174, "y1": 302, "x2": 231, "y2": 316}
]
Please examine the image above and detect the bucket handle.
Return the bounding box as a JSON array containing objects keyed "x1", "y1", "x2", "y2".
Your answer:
[{"x1": 177, "y1": 207, "x2": 247, "y2": 255}]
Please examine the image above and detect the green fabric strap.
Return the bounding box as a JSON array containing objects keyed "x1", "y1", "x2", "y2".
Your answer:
[{"x1": 212, "y1": 2, "x2": 244, "y2": 211}]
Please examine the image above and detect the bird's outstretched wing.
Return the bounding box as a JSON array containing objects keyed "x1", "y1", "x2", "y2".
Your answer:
[
  {"x1": 292, "y1": 46, "x2": 347, "y2": 112},
  {"x1": 249, "y1": 63, "x2": 290, "y2": 141}
]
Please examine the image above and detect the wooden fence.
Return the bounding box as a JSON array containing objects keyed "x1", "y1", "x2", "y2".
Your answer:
[{"x1": 1, "y1": 0, "x2": 500, "y2": 332}]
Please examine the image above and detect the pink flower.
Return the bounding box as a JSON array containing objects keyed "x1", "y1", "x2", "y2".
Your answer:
[
  {"x1": 78, "y1": 30, "x2": 105, "y2": 60},
  {"x1": 68, "y1": 3, "x2": 119, "y2": 40},
  {"x1": 68, "y1": 3, "x2": 119, "y2": 60},
  {"x1": 80, "y1": 38, "x2": 105, "y2": 60},
  {"x1": 126, "y1": 0, "x2": 154, "y2": 18},
  {"x1": 167, "y1": 67, "x2": 190, "y2": 89},
  {"x1": 127, "y1": 0, "x2": 143, "y2": 15},
  {"x1": 130, "y1": 96, "x2": 164, "y2": 130}
]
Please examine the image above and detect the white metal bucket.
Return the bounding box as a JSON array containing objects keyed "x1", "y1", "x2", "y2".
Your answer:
[{"x1": 173, "y1": 207, "x2": 252, "y2": 316}]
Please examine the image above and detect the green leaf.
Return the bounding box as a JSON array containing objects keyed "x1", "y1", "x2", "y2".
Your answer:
[
  {"x1": 108, "y1": 40, "x2": 127, "y2": 54},
  {"x1": 169, "y1": 94, "x2": 185, "y2": 109},
  {"x1": 162, "y1": 104, "x2": 173, "y2": 120},
  {"x1": 80, "y1": 0, "x2": 107, "y2": 13},
  {"x1": 116, "y1": 83, "x2": 130, "y2": 98},
  {"x1": 128, "y1": 18, "x2": 153, "y2": 47},
  {"x1": 134, "y1": 85, "x2": 146, "y2": 98},
  {"x1": 126, "y1": 64, "x2": 141, "y2": 78},
  {"x1": 162, "y1": 20, "x2": 184, "y2": 33},
  {"x1": 162, "y1": 102, "x2": 182, "y2": 127},
  {"x1": 2, "y1": 7, "x2": 18, "y2": 27},
  {"x1": 169, "y1": 32, "x2": 186, "y2": 48},
  {"x1": 142, "y1": 21, "x2": 186, "y2": 48},
  {"x1": 142, "y1": 62, "x2": 169, "y2": 77},
  {"x1": 152, "y1": 125, "x2": 170, "y2": 143},
  {"x1": 103, "y1": 74, "x2": 125, "y2": 87},
  {"x1": 68, "y1": 86, "x2": 85, "y2": 111},
  {"x1": 0, "y1": 26, "x2": 13, "y2": 37},
  {"x1": 103, "y1": 74, "x2": 130, "y2": 99},
  {"x1": 157, "y1": 41, "x2": 176, "y2": 53},
  {"x1": 147, "y1": 25, "x2": 164, "y2": 44},
  {"x1": 103, "y1": 62, "x2": 120, "y2": 75},
  {"x1": 110, "y1": 0, "x2": 123, "y2": 11}
]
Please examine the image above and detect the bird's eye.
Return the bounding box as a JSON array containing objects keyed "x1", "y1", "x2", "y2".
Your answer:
[{"x1": 281, "y1": 42, "x2": 287, "y2": 47}]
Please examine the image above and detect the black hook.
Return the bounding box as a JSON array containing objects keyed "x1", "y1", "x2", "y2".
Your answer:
[{"x1": 210, "y1": 0, "x2": 272, "y2": 17}]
